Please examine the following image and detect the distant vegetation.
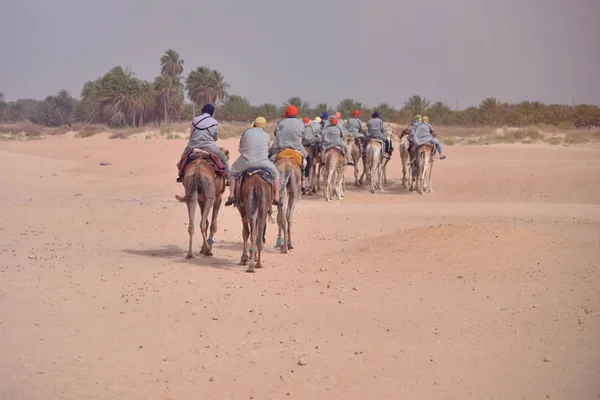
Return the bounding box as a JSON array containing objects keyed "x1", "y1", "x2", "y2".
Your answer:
[{"x1": 0, "y1": 49, "x2": 599, "y2": 131}]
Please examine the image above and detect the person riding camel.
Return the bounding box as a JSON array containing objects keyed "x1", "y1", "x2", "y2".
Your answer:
[
  {"x1": 177, "y1": 104, "x2": 229, "y2": 182},
  {"x1": 346, "y1": 109, "x2": 364, "y2": 152},
  {"x1": 322, "y1": 117, "x2": 354, "y2": 165},
  {"x1": 302, "y1": 117, "x2": 317, "y2": 187},
  {"x1": 412, "y1": 116, "x2": 446, "y2": 159},
  {"x1": 320, "y1": 111, "x2": 330, "y2": 130},
  {"x1": 366, "y1": 111, "x2": 391, "y2": 159},
  {"x1": 421, "y1": 116, "x2": 446, "y2": 159},
  {"x1": 268, "y1": 105, "x2": 308, "y2": 169},
  {"x1": 407, "y1": 114, "x2": 422, "y2": 157},
  {"x1": 225, "y1": 116, "x2": 283, "y2": 207}
]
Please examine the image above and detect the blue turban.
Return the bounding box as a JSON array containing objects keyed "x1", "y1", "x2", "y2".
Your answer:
[
  {"x1": 202, "y1": 104, "x2": 215, "y2": 116},
  {"x1": 321, "y1": 111, "x2": 328, "y2": 119},
  {"x1": 372, "y1": 111, "x2": 380, "y2": 118}
]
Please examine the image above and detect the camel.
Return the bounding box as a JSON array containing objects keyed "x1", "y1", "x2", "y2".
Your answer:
[
  {"x1": 381, "y1": 128, "x2": 394, "y2": 184},
  {"x1": 234, "y1": 170, "x2": 274, "y2": 273},
  {"x1": 365, "y1": 139, "x2": 384, "y2": 193},
  {"x1": 399, "y1": 132, "x2": 412, "y2": 189},
  {"x1": 323, "y1": 148, "x2": 346, "y2": 202},
  {"x1": 175, "y1": 147, "x2": 230, "y2": 259},
  {"x1": 303, "y1": 144, "x2": 321, "y2": 195},
  {"x1": 415, "y1": 143, "x2": 435, "y2": 195},
  {"x1": 274, "y1": 157, "x2": 302, "y2": 253},
  {"x1": 350, "y1": 138, "x2": 366, "y2": 186}
]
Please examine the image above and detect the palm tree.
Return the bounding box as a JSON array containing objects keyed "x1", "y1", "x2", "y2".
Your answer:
[
  {"x1": 186, "y1": 66, "x2": 230, "y2": 109},
  {"x1": 155, "y1": 75, "x2": 178, "y2": 125},
  {"x1": 313, "y1": 103, "x2": 334, "y2": 117},
  {"x1": 403, "y1": 95, "x2": 431, "y2": 116},
  {"x1": 284, "y1": 96, "x2": 310, "y2": 116},
  {"x1": 256, "y1": 103, "x2": 279, "y2": 119},
  {"x1": 479, "y1": 97, "x2": 504, "y2": 125},
  {"x1": 373, "y1": 103, "x2": 397, "y2": 121},
  {"x1": 337, "y1": 98, "x2": 364, "y2": 118},
  {"x1": 429, "y1": 101, "x2": 452, "y2": 123},
  {"x1": 160, "y1": 49, "x2": 184, "y2": 79}
]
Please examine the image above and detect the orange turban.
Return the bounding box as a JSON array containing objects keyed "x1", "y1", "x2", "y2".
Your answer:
[
  {"x1": 285, "y1": 105, "x2": 298, "y2": 117},
  {"x1": 302, "y1": 117, "x2": 310, "y2": 125},
  {"x1": 352, "y1": 109, "x2": 360, "y2": 117},
  {"x1": 331, "y1": 117, "x2": 338, "y2": 125}
]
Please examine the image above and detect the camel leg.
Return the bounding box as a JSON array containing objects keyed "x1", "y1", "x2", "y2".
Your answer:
[
  {"x1": 185, "y1": 197, "x2": 197, "y2": 259},
  {"x1": 275, "y1": 203, "x2": 284, "y2": 249},
  {"x1": 240, "y1": 217, "x2": 249, "y2": 266},
  {"x1": 246, "y1": 214, "x2": 257, "y2": 273},
  {"x1": 208, "y1": 192, "x2": 222, "y2": 251},
  {"x1": 199, "y1": 198, "x2": 214, "y2": 256},
  {"x1": 428, "y1": 160, "x2": 434, "y2": 193},
  {"x1": 277, "y1": 200, "x2": 287, "y2": 253},
  {"x1": 287, "y1": 191, "x2": 298, "y2": 250}
]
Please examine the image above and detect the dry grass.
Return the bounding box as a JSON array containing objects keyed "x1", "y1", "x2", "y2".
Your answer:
[{"x1": 0, "y1": 122, "x2": 45, "y2": 137}]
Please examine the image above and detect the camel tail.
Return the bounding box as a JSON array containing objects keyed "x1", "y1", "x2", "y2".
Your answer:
[{"x1": 175, "y1": 161, "x2": 201, "y2": 202}]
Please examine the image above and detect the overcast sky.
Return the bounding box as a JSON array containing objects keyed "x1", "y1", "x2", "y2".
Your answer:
[{"x1": 1, "y1": 0, "x2": 599, "y2": 109}]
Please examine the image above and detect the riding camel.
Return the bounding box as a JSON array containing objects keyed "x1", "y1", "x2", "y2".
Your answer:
[
  {"x1": 398, "y1": 130, "x2": 412, "y2": 189},
  {"x1": 234, "y1": 169, "x2": 274, "y2": 273},
  {"x1": 350, "y1": 137, "x2": 366, "y2": 186},
  {"x1": 381, "y1": 128, "x2": 394, "y2": 184},
  {"x1": 303, "y1": 143, "x2": 321, "y2": 195},
  {"x1": 415, "y1": 143, "x2": 435, "y2": 195},
  {"x1": 323, "y1": 148, "x2": 346, "y2": 202},
  {"x1": 273, "y1": 152, "x2": 302, "y2": 253},
  {"x1": 175, "y1": 147, "x2": 230, "y2": 259},
  {"x1": 365, "y1": 139, "x2": 385, "y2": 193}
]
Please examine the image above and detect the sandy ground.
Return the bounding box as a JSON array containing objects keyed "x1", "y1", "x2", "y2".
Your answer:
[{"x1": 1, "y1": 133, "x2": 599, "y2": 400}]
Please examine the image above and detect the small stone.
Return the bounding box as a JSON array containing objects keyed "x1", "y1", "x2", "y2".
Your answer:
[
  {"x1": 188, "y1": 280, "x2": 194, "y2": 284},
  {"x1": 209, "y1": 376, "x2": 214, "y2": 382},
  {"x1": 352, "y1": 286, "x2": 359, "y2": 291},
  {"x1": 297, "y1": 358, "x2": 307, "y2": 366},
  {"x1": 543, "y1": 356, "x2": 552, "y2": 362}
]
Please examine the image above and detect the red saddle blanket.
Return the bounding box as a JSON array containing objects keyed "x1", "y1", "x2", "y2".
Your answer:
[{"x1": 177, "y1": 148, "x2": 227, "y2": 177}]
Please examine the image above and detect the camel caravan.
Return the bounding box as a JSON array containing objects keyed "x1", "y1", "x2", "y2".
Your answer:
[{"x1": 175, "y1": 105, "x2": 446, "y2": 271}]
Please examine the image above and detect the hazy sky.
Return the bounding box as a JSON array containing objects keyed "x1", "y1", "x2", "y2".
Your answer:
[{"x1": 1, "y1": 0, "x2": 599, "y2": 109}]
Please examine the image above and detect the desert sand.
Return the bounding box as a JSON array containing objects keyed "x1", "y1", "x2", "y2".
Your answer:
[{"x1": 1, "y1": 133, "x2": 599, "y2": 400}]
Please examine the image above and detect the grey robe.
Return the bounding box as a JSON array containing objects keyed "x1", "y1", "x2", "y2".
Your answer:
[
  {"x1": 230, "y1": 127, "x2": 279, "y2": 178},
  {"x1": 182, "y1": 113, "x2": 229, "y2": 169},
  {"x1": 269, "y1": 117, "x2": 308, "y2": 159},
  {"x1": 366, "y1": 117, "x2": 386, "y2": 141}
]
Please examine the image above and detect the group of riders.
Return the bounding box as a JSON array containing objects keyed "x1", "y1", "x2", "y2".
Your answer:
[{"x1": 176, "y1": 103, "x2": 447, "y2": 206}]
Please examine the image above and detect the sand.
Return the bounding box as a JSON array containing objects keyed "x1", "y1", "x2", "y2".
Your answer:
[{"x1": 1, "y1": 134, "x2": 599, "y2": 400}]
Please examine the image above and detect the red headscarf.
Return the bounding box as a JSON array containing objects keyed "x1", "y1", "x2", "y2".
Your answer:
[
  {"x1": 302, "y1": 117, "x2": 310, "y2": 125},
  {"x1": 331, "y1": 117, "x2": 338, "y2": 125},
  {"x1": 285, "y1": 105, "x2": 298, "y2": 117},
  {"x1": 352, "y1": 109, "x2": 360, "y2": 117}
]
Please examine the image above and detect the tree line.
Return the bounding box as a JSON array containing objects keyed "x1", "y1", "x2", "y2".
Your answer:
[{"x1": 0, "y1": 49, "x2": 598, "y2": 129}]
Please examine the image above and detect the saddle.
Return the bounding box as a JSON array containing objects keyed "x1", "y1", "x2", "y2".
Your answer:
[
  {"x1": 276, "y1": 148, "x2": 303, "y2": 168},
  {"x1": 234, "y1": 168, "x2": 274, "y2": 207},
  {"x1": 178, "y1": 148, "x2": 227, "y2": 177}
]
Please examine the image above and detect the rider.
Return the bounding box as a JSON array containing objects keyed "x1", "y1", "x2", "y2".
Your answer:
[
  {"x1": 268, "y1": 105, "x2": 308, "y2": 169},
  {"x1": 412, "y1": 116, "x2": 446, "y2": 160},
  {"x1": 407, "y1": 114, "x2": 422, "y2": 156},
  {"x1": 366, "y1": 111, "x2": 391, "y2": 159},
  {"x1": 225, "y1": 116, "x2": 282, "y2": 207},
  {"x1": 422, "y1": 116, "x2": 446, "y2": 159},
  {"x1": 302, "y1": 117, "x2": 316, "y2": 187},
  {"x1": 321, "y1": 117, "x2": 354, "y2": 166},
  {"x1": 346, "y1": 109, "x2": 364, "y2": 152},
  {"x1": 320, "y1": 111, "x2": 330, "y2": 130},
  {"x1": 177, "y1": 104, "x2": 229, "y2": 182}
]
